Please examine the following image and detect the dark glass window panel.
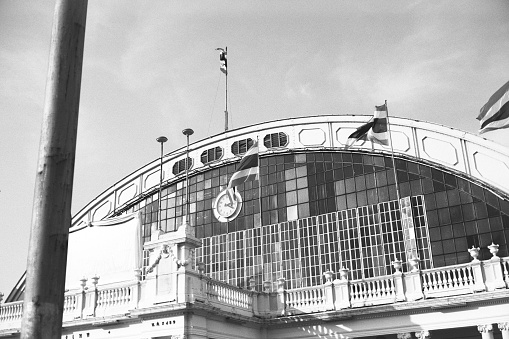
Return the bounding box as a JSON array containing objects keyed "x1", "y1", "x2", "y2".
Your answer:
[
  {"x1": 346, "y1": 193, "x2": 357, "y2": 209},
  {"x1": 419, "y1": 165, "x2": 432, "y2": 178},
  {"x1": 442, "y1": 239, "x2": 455, "y2": 253},
  {"x1": 459, "y1": 191, "x2": 474, "y2": 204},
  {"x1": 407, "y1": 162, "x2": 419, "y2": 174},
  {"x1": 447, "y1": 190, "x2": 461, "y2": 206},
  {"x1": 408, "y1": 173, "x2": 420, "y2": 181},
  {"x1": 325, "y1": 170, "x2": 334, "y2": 182},
  {"x1": 444, "y1": 253, "x2": 457, "y2": 266},
  {"x1": 433, "y1": 180, "x2": 446, "y2": 192},
  {"x1": 355, "y1": 175, "x2": 366, "y2": 191},
  {"x1": 316, "y1": 172, "x2": 326, "y2": 184},
  {"x1": 352, "y1": 153, "x2": 363, "y2": 163},
  {"x1": 424, "y1": 193, "x2": 437, "y2": 210},
  {"x1": 342, "y1": 152, "x2": 353, "y2": 163},
  {"x1": 388, "y1": 185, "x2": 398, "y2": 200},
  {"x1": 333, "y1": 168, "x2": 344, "y2": 180},
  {"x1": 471, "y1": 184, "x2": 484, "y2": 201},
  {"x1": 467, "y1": 234, "x2": 479, "y2": 247},
  {"x1": 444, "y1": 173, "x2": 457, "y2": 188},
  {"x1": 475, "y1": 202, "x2": 488, "y2": 219},
  {"x1": 500, "y1": 199, "x2": 509, "y2": 215},
  {"x1": 343, "y1": 166, "x2": 354, "y2": 179},
  {"x1": 453, "y1": 223, "x2": 466, "y2": 237},
  {"x1": 479, "y1": 233, "x2": 492, "y2": 247},
  {"x1": 365, "y1": 174, "x2": 376, "y2": 189},
  {"x1": 315, "y1": 162, "x2": 324, "y2": 173},
  {"x1": 400, "y1": 182, "x2": 411, "y2": 197},
  {"x1": 487, "y1": 204, "x2": 500, "y2": 217},
  {"x1": 357, "y1": 191, "x2": 367, "y2": 206},
  {"x1": 364, "y1": 165, "x2": 375, "y2": 174},
  {"x1": 384, "y1": 170, "x2": 395, "y2": 186},
  {"x1": 395, "y1": 159, "x2": 407, "y2": 170},
  {"x1": 431, "y1": 168, "x2": 443, "y2": 182},
  {"x1": 503, "y1": 214, "x2": 509, "y2": 229},
  {"x1": 438, "y1": 208, "x2": 452, "y2": 226},
  {"x1": 336, "y1": 195, "x2": 347, "y2": 211},
  {"x1": 456, "y1": 177, "x2": 470, "y2": 192},
  {"x1": 433, "y1": 255, "x2": 445, "y2": 266},
  {"x1": 362, "y1": 155, "x2": 373, "y2": 165},
  {"x1": 378, "y1": 186, "x2": 389, "y2": 202},
  {"x1": 478, "y1": 219, "x2": 490, "y2": 233},
  {"x1": 441, "y1": 225, "x2": 453, "y2": 239},
  {"x1": 397, "y1": 170, "x2": 409, "y2": 183},
  {"x1": 353, "y1": 163, "x2": 364, "y2": 175},
  {"x1": 345, "y1": 178, "x2": 356, "y2": 193},
  {"x1": 372, "y1": 155, "x2": 384, "y2": 167},
  {"x1": 461, "y1": 203, "x2": 475, "y2": 221},
  {"x1": 450, "y1": 205, "x2": 462, "y2": 223},
  {"x1": 367, "y1": 189, "x2": 378, "y2": 205},
  {"x1": 427, "y1": 210, "x2": 439, "y2": 228},
  {"x1": 431, "y1": 240, "x2": 443, "y2": 254},
  {"x1": 435, "y1": 191, "x2": 448, "y2": 208},
  {"x1": 410, "y1": 180, "x2": 423, "y2": 196},
  {"x1": 376, "y1": 171, "x2": 388, "y2": 186},
  {"x1": 422, "y1": 178, "x2": 434, "y2": 194},
  {"x1": 490, "y1": 217, "x2": 503, "y2": 231},
  {"x1": 384, "y1": 157, "x2": 393, "y2": 168}
]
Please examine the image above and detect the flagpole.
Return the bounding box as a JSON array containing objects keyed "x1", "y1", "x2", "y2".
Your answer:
[
  {"x1": 256, "y1": 136, "x2": 262, "y2": 226},
  {"x1": 385, "y1": 100, "x2": 401, "y2": 203},
  {"x1": 224, "y1": 46, "x2": 228, "y2": 131}
]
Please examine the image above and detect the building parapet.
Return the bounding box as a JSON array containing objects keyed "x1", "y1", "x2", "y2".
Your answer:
[{"x1": 1, "y1": 247, "x2": 508, "y2": 335}]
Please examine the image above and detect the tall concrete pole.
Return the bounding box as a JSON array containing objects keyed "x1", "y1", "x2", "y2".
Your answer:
[{"x1": 21, "y1": 0, "x2": 87, "y2": 338}]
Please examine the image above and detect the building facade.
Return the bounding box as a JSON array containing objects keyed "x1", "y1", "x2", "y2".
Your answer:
[{"x1": 1, "y1": 115, "x2": 509, "y2": 338}]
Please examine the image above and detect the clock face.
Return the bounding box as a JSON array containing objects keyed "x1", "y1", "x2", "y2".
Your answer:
[{"x1": 213, "y1": 189, "x2": 242, "y2": 222}]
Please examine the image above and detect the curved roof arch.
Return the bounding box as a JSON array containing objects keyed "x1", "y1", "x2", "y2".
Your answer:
[{"x1": 70, "y1": 115, "x2": 509, "y2": 231}]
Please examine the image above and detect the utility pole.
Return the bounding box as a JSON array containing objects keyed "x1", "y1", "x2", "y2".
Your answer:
[{"x1": 21, "y1": 0, "x2": 88, "y2": 338}]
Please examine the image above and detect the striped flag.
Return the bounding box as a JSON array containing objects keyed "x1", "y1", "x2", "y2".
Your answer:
[
  {"x1": 216, "y1": 47, "x2": 227, "y2": 75},
  {"x1": 227, "y1": 142, "x2": 259, "y2": 189},
  {"x1": 477, "y1": 80, "x2": 509, "y2": 134},
  {"x1": 346, "y1": 104, "x2": 389, "y2": 147}
]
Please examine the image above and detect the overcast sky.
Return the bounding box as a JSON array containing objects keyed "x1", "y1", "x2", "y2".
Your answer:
[{"x1": 1, "y1": 1, "x2": 508, "y2": 296}]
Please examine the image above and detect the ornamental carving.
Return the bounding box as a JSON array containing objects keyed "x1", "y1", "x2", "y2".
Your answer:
[{"x1": 477, "y1": 324, "x2": 493, "y2": 333}]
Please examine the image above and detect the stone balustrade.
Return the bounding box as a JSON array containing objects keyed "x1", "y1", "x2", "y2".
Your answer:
[{"x1": 1, "y1": 248, "x2": 508, "y2": 332}]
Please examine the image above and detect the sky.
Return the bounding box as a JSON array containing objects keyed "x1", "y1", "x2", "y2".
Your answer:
[{"x1": 1, "y1": 0, "x2": 508, "y2": 297}]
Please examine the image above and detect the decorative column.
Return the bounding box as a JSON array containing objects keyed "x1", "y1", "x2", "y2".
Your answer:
[
  {"x1": 498, "y1": 322, "x2": 509, "y2": 339},
  {"x1": 397, "y1": 333, "x2": 412, "y2": 339},
  {"x1": 276, "y1": 278, "x2": 286, "y2": 316},
  {"x1": 478, "y1": 324, "x2": 494, "y2": 339},
  {"x1": 415, "y1": 330, "x2": 431, "y2": 339},
  {"x1": 323, "y1": 271, "x2": 335, "y2": 311},
  {"x1": 263, "y1": 281, "x2": 272, "y2": 293},
  {"x1": 469, "y1": 246, "x2": 487, "y2": 292},
  {"x1": 404, "y1": 257, "x2": 424, "y2": 301},
  {"x1": 392, "y1": 259, "x2": 406, "y2": 302},
  {"x1": 483, "y1": 243, "x2": 506, "y2": 291},
  {"x1": 333, "y1": 267, "x2": 351, "y2": 309}
]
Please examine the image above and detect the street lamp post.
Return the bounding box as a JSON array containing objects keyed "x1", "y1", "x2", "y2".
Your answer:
[
  {"x1": 182, "y1": 128, "x2": 194, "y2": 224},
  {"x1": 156, "y1": 136, "x2": 168, "y2": 232}
]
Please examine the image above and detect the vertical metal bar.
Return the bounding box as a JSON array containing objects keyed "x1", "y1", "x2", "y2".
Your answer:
[{"x1": 21, "y1": 0, "x2": 87, "y2": 338}]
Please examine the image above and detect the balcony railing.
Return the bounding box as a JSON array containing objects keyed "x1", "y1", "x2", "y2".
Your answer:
[{"x1": 1, "y1": 246, "x2": 508, "y2": 333}]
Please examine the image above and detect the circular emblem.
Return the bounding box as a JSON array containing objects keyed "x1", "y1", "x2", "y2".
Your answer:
[{"x1": 213, "y1": 188, "x2": 242, "y2": 222}]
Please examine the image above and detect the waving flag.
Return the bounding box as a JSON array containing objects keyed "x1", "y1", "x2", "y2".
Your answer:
[
  {"x1": 347, "y1": 104, "x2": 389, "y2": 147},
  {"x1": 227, "y1": 142, "x2": 259, "y2": 189},
  {"x1": 477, "y1": 80, "x2": 509, "y2": 134},
  {"x1": 216, "y1": 47, "x2": 227, "y2": 75}
]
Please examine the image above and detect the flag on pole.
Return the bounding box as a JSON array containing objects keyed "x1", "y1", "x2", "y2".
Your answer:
[
  {"x1": 216, "y1": 47, "x2": 227, "y2": 75},
  {"x1": 477, "y1": 80, "x2": 509, "y2": 134},
  {"x1": 227, "y1": 142, "x2": 259, "y2": 189},
  {"x1": 346, "y1": 104, "x2": 389, "y2": 147}
]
